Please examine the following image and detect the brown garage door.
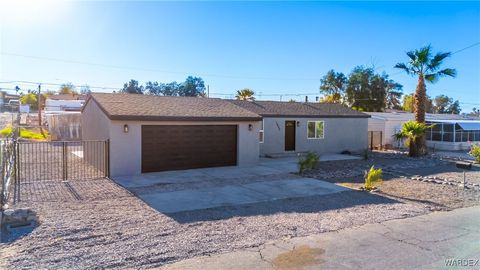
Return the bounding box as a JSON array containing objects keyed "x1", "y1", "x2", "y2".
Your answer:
[{"x1": 141, "y1": 125, "x2": 237, "y2": 173}]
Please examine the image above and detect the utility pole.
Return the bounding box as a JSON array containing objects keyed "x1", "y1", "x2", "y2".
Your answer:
[
  {"x1": 207, "y1": 85, "x2": 210, "y2": 98},
  {"x1": 38, "y1": 84, "x2": 42, "y2": 127}
]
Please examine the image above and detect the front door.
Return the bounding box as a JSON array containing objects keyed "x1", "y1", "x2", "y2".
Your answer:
[{"x1": 284, "y1": 121, "x2": 296, "y2": 151}]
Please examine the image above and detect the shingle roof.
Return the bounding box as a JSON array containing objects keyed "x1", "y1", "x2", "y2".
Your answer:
[
  {"x1": 229, "y1": 100, "x2": 370, "y2": 118},
  {"x1": 86, "y1": 93, "x2": 262, "y2": 121}
]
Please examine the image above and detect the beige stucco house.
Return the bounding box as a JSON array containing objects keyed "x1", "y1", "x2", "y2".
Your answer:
[{"x1": 82, "y1": 93, "x2": 370, "y2": 177}]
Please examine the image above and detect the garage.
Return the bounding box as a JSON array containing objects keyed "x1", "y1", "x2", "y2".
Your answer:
[{"x1": 141, "y1": 125, "x2": 238, "y2": 173}]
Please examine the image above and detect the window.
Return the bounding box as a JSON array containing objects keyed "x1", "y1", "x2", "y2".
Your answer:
[
  {"x1": 307, "y1": 121, "x2": 324, "y2": 139},
  {"x1": 259, "y1": 119, "x2": 264, "y2": 143}
]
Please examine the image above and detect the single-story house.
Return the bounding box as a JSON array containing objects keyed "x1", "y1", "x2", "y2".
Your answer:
[
  {"x1": 229, "y1": 100, "x2": 369, "y2": 157},
  {"x1": 367, "y1": 112, "x2": 480, "y2": 151},
  {"x1": 45, "y1": 94, "x2": 86, "y2": 112},
  {"x1": 82, "y1": 93, "x2": 369, "y2": 177}
]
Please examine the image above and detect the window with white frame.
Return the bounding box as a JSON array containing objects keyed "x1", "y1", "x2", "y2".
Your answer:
[
  {"x1": 259, "y1": 119, "x2": 264, "y2": 143},
  {"x1": 307, "y1": 121, "x2": 324, "y2": 139}
]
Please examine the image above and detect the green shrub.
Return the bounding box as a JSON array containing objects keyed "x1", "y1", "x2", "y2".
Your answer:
[
  {"x1": 364, "y1": 166, "x2": 383, "y2": 191},
  {"x1": 298, "y1": 152, "x2": 320, "y2": 174},
  {"x1": 0, "y1": 126, "x2": 48, "y2": 140},
  {"x1": 469, "y1": 144, "x2": 480, "y2": 163},
  {"x1": 0, "y1": 126, "x2": 13, "y2": 137}
]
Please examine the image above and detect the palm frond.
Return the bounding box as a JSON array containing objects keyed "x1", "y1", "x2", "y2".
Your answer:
[
  {"x1": 424, "y1": 73, "x2": 438, "y2": 83},
  {"x1": 415, "y1": 45, "x2": 432, "y2": 67},
  {"x1": 427, "y1": 52, "x2": 451, "y2": 71},
  {"x1": 406, "y1": 51, "x2": 416, "y2": 62},
  {"x1": 394, "y1": 63, "x2": 412, "y2": 75},
  {"x1": 437, "y1": 68, "x2": 457, "y2": 78}
]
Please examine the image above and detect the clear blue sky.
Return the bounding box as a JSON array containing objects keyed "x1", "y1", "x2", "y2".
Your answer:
[{"x1": 1, "y1": 1, "x2": 479, "y2": 112}]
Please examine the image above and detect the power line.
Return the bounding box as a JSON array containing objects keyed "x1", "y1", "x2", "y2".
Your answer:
[{"x1": 0, "y1": 52, "x2": 319, "y2": 81}]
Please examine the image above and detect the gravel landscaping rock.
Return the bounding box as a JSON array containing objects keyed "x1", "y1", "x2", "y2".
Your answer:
[{"x1": 0, "y1": 177, "x2": 427, "y2": 269}]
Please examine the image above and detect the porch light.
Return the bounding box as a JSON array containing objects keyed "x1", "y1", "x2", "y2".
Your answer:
[
  {"x1": 297, "y1": 121, "x2": 300, "y2": 127},
  {"x1": 123, "y1": 124, "x2": 129, "y2": 133},
  {"x1": 248, "y1": 124, "x2": 253, "y2": 131}
]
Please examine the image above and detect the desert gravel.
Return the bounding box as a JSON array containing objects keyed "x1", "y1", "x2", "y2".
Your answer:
[{"x1": 0, "y1": 177, "x2": 427, "y2": 269}]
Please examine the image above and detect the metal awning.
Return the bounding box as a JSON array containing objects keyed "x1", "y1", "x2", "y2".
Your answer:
[{"x1": 457, "y1": 122, "x2": 480, "y2": 131}]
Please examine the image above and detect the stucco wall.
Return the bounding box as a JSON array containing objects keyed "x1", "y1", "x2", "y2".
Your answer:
[
  {"x1": 81, "y1": 100, "x2": 110, "y2": 140},
  {"x1": 260, "y1": 117, "x2": 368, "y2": 156},
  {"x1": 109, "y1": 120, "x2": 261, "y2": 177}
]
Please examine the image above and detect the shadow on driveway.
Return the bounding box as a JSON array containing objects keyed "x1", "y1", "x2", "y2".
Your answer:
[{"x1": 166, "y1": 190, "x2": 400, "y2": 223}]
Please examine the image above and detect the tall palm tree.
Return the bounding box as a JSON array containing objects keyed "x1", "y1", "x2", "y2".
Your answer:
[
  {"x1": 235, "y1": 88, "x2": 255, "y2": 101},
  {"x1": 394, "y1": 121, "x2": 434, "y2": 157},
  {"x1": 394, "y1": 45, "x2": 456, "y2": 154}
]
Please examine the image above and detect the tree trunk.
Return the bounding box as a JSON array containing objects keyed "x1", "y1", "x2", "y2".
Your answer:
[{"x1": 414, "y1": 75, "x2": 427, "y2": 155}]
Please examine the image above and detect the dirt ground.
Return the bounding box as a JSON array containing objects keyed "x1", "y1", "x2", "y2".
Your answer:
[{"x1": 1, "y1": 151, "x2": 478, "y2": 269}]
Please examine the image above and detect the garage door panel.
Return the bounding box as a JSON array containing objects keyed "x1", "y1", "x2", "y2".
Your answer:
[{"x1": 141, "y1": 125, "x2": 238, "y2": 173}]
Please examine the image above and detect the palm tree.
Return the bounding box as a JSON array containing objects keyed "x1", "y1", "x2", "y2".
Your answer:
[
  {"x1": 394, "y1": 45, "x2": 456, "y2": 154},
  {"x1": 235, "y1": 88, "x2": 255, "y2": 101},
  {"x1": 394, "y1": 121, "x2": 434, "y2": 157}
]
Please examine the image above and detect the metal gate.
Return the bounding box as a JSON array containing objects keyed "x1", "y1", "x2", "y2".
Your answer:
[
  {"x1": 16, "y1": 140, "x2": 109, "y2": 182},
  {"x1": 368, "y1": 131, "x2": 383, "y2": 150}
]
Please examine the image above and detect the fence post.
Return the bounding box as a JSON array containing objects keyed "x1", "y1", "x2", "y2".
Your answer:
[
  {"x1": 62, "y1": 142, "x2": 67, "y2": 181},
  {"x1": 104, "y1": 139, "x2": 110, "y2": 178}
]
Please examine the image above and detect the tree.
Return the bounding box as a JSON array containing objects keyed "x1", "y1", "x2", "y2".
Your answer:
[
  {"x1": 145, "y1": 81, "x2": 180, "y2": 96},
  {"x1": 384, "y1": 79, "x2": 403, "y2": 110},
  {"x1": 470, "y1": 108, "x2": 480, "y2": 117},
  {"x1": 235, "y1": 88, "x2": 255, "y2": 100},
  {"x1": 431, "y1": 95, "x2": 461, "y2": 114},
  {"x1": 403, "y1": 93, "x2": 433, "y2": 113},
  {"x1": 178, "y1": 76, "x2": 205, "y2": 97},
  {"x1": 59, "y1": 83, "x2": 78, "y2": 94},
  {"x1": 80, "y1": 85, "x2": 91, "y2": 95},
  {"x1": 121, "y1": 79, "x2": 144, "y2": 94},
  {"x1": 394, "y1": 45, "x2": 456, "y2": 154},
  {"x1": 20, "y1": 93, "x2": 46, "y2": 110},
  {"x1": 319, "y1": 70, "x2": 347, "y2": 103},
  {"x1": 345, "y1": 66, "x2": 402, "y2": 112},
  {"x1": 394, "y1": 121, "x2": 434, "y2": 157}
]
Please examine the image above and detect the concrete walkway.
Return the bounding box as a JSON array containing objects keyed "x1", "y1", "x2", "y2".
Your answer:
[
  {"x1": 113, "y1": 154, "x2": 357, "y2": 213},
  {"x1": 160, "y1": 206, "x2": 480, "y2": 270}
]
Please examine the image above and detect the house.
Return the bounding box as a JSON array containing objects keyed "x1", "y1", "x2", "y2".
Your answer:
[
  {"x1": 367, "y1": 112, "x2": 480, "y2": 151},
  {"x1": 82, "y1": 93, "x2": 370, "y2": 177},
  {"x1": 45, "y1": 93, "x2": 86, "y2": 111},
  {"x1": 82, "y1": 93, "x2": 262, "y2": 177},
  {"x1": 229, "y1": 100, "x2": 370, "y2": 157}
]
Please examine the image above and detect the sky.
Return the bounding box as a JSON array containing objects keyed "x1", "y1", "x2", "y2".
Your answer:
[{"x1": 0, "y1": 1, "x2": 479, "y2": 112}]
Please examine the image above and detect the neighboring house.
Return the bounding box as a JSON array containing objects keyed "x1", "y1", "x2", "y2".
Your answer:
[
  {"x1": 45, "y1": 112, "x2": 82, "y2": 140},
  {"x1": 367, "y1": 112, "x2": 480, "y2": 151},
  {"x1": 82, "y1": 93, "x2": 370, "y2": 177},
  {"x1": 45, "y1": 93, "x2": 86, "y2": 111},
  {"x1": 229, "y1": 100, "x2": 370, "y2": 157}
]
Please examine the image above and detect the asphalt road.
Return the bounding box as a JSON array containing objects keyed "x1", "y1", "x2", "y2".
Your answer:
[{"x1": 160, "y1": 206, "x2": 480, "y2": 270}]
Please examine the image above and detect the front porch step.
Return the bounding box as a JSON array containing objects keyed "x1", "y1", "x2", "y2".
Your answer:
[{"x1": 264, "y1": 152, "x2": 309, "y2": 159}]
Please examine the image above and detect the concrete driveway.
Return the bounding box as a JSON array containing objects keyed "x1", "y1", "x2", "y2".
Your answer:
[{"x1": 114, "y1": 154, "x2": 358, "y2": 214}]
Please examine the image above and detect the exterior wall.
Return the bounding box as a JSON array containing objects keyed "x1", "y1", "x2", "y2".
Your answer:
[
  {"x1": 45, "y1": 99, "x2": 84, "y2": 111},
  {"x1": 260, "y1": 117, "x2": 368, "y2": 156},
  {"x1": 81, "y1": 100, "x2": 111, "y2": 173},
  {"x1": 368, "y1": 118, "x2": 405, "y2": 148},
  {"x1": 81, "y1": 100, "x2": 110, "y2": 140},
  {"x1": 427, "y1": 141, "x2": 472, "y2": 151},
  {"x1": 109, "y1": 120, "x2": 261, "y2": 177}
]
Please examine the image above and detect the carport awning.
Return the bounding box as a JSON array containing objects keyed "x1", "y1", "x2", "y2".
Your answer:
[{"x1": 457, "y1": 122, "x2": 480, "y2": 131}]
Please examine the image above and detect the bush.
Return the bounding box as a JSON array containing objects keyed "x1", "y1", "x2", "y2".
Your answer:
[
  {"x1": 364, "y1": 166, "x2": 383, "y2": 191},
  {"x1": 470, "y1": 144, "x2": 480, "y2": 163},
  {"x1": 298, "y1": 152, "x2": 320, "y2": 174},
  {"x1": 0, "y1": 126, "x2": 49, "y2": 140}
]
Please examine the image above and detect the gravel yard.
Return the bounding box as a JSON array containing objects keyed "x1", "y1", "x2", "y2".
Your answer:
[
  {"x1": 1, "y1": 178, "x2": 427, "y2": 269},
  {"x1": 305, "y1": 151, "x2": 480, "y2": 211},
  {"x1": 1, "y1": 151, "x2": 477, "y2": 269}
]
